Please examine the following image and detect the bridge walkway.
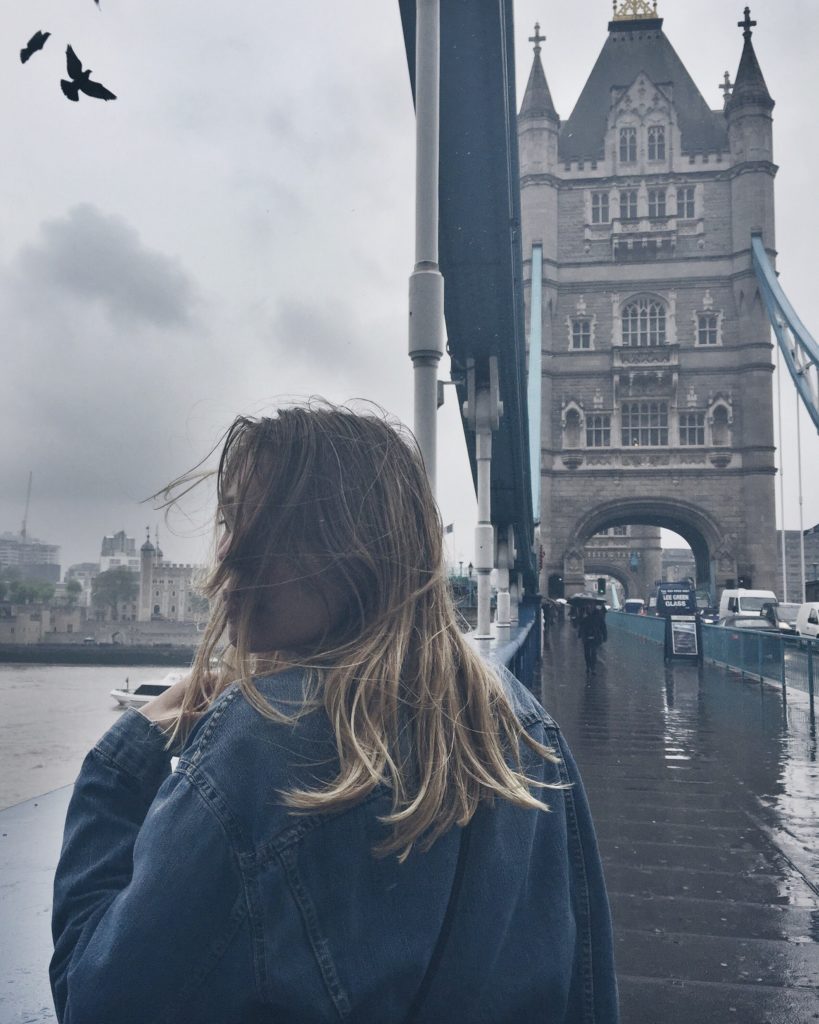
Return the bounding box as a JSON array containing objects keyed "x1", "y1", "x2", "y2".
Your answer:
[{"x1": 541, "y1": 619, "x2": 819, "y2": 1023}]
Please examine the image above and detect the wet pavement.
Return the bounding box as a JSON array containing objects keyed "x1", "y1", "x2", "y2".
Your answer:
[{"x1": 541, "y1": 620, "x2": 819, "y2": 1024}]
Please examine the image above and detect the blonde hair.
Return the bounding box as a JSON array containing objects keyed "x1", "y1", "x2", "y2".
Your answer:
[{"x1": 166, "y1": 401, "x2": 558, "y2": 859}]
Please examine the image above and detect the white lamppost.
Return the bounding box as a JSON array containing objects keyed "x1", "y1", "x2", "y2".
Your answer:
[{"x1": 408, "y1": 0, "x2": 445, "y2": 493}]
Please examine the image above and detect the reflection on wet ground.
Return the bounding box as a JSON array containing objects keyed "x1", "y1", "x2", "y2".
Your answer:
[{"x1": 541, "y1": 621, "x2": 819, "y2": 1024}]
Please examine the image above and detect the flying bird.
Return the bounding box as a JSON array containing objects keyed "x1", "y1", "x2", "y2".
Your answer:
[
  {"x1": 20, "y1": 30, "x2": 50, "y2": 64},
  {"x1": 60, "y1": 45, "x2": 116, "y2": 102}
]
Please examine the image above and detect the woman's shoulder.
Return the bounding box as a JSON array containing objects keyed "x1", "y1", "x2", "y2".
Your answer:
[
  {"x1": 178, "y1": 669, "x2": 335, "y2": 780},
  {"x1": 492, "y1": 662, "x2": 560, "y2": 733}
]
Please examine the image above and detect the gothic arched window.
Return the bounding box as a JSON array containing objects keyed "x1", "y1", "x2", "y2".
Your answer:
[
  {"x1": 648, "y1": 125, "x2": 666, "y2": 161},
  {"x1": 619, "y1": 127, "x2": 637, "y2": 163},
  {"x1": 622, "y1": 298, "x2": 666, "y2": 347}
]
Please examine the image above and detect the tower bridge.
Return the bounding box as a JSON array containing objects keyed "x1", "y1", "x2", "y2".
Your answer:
[
  {"x1": 400, "y1": 0, "x2": 818, "y2": 612},
  {"x1": 520, "y1": 0, "x2": 779, "y2": 601}
]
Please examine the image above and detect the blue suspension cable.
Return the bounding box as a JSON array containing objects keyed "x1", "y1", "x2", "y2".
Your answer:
[{"x1": 751, "y1": 233, "x2": 819, "y2": 433}]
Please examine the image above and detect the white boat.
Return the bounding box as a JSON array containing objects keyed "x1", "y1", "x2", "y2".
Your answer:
[{"x1": 110, "y1": 671, "x2": 186, "y2": 709}]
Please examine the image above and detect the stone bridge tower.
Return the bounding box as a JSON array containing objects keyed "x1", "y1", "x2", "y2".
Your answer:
[{"x1": 519, "y1": 2, "x2": 777, "y2": 599}]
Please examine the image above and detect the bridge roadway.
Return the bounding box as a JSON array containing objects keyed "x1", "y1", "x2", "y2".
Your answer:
[{"x1": 542, "y1": 617, "x2": 819, "y2": 1023}]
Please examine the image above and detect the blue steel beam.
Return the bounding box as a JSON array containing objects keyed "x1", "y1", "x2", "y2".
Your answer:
[
  {"x1": 751, "y1": 233, "x2": 819, "y2": 433},
  {"x1": 399, "y1": 0, "x2": 537, "y2": 588}
]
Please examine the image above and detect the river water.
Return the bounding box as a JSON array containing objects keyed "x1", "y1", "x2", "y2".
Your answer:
[{"x1": 0, "y1": 663, "x2": 183, "y2": 809}]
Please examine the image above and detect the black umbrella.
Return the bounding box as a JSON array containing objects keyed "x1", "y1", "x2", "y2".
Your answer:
[{"x1": 567, "y1": 593, "x2": 607, "y2": 607}]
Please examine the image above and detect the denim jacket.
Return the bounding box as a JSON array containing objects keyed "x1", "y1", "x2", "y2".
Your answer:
[{"x1": 51, "y1": 668, "x2": 618, "y2": 1023}]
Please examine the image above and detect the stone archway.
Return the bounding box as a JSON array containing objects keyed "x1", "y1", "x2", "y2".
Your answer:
[
  {"x1": 583, "y1": 558, "x2": 635, "y2": 600},
  {"x1": 561, "y1": 496, "x2": 730, "y2": 600}
]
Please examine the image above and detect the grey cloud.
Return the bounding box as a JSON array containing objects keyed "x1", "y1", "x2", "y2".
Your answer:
[
  {"x1": 269, "y1": 296, "x2": 371, "y2": 374},
  {"x1": 0, "y1": 212, "x2": 241, "y2": 567},
  {"x1": 16, "y1": 205, "x2": 196, "y2": 328}
]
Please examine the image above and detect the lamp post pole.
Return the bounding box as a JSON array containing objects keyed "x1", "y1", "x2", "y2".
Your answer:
[{"x1": 408, "y1": 0, "x2": 445, "y2": 493}]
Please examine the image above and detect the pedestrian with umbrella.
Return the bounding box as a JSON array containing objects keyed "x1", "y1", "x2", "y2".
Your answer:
[{"x1": 570, "y1": 595, "x2": 607, "y2": 675}]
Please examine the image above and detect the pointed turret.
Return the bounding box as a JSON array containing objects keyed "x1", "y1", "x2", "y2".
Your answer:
[
  {"x1": 519, "y1": 25, "x2": 559, "y2": 124},
  {"x1": 725, "y1": 7, "x2": 775, "y2": 252},
  {"x1": 518, "y1": 23, "x2": 560, "y2": 257},
  {"x1": 725, "y1": 7, "x2": 774, "y2": 114}
]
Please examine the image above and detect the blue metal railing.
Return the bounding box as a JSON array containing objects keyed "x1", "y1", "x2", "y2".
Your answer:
[
  {"x1": 703, "y1": 624, "x2": 816, "y2": 700},
  {"x1": 469, "y1": 596, "x2": 542, "y2": 697},
  {"x1": 508, "y1": 597, "x2": 541, "y2": 691},
  {"x1": 607, "y1": 612, "x2": 816, "y2": 723},
  {"x1": 605, "y1": 610, "x2": 665, "y2": 644}
]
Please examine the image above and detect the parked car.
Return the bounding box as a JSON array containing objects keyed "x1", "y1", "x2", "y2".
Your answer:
[
  {"x1": 795, "y1": 601, "x2": 819, "y2": 641},
  {"x1": 777, "y1": 602, "x2": 801, "y2": 629},
  {"x1": 718, "y1": 615, "x2": 781, "y2": 633},
  {"x1": 757, "y1": 602, "x2": 795, "y2": 634}
]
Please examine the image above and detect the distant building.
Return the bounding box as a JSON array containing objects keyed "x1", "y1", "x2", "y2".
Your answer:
[
  {"x1": 138, "y1": 531, "x2": 201, "y2": 623},
  {"x1": 582, "y1": 525, "x2": 663, "y2": 599},
  {"x1": 148, "y1": 563, "x2": 200, "y2": 622},
  {"x1": 99, "y1": 531, "x2": 140, "y2": 574},
  {"x1": 662, "y1": 547, "x2": 697, "y2": 583},
  {"x1": 0, "y1": 531, "x2": 60, "y2": 583},
  {"x1": 47, "y1": 606, "x2": 84, "y2": 638},
  {"x1": 775, "y1": 525, "x2": 819, "y2": 602},
  {"x1": 0, "y1": 604, "x2": 51, "y2": 643},
  {"x1": 65, "y1": 562, "x2": 99, "y2": 608}
]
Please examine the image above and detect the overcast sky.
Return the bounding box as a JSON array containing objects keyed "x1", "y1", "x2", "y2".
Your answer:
[{"x1": 1, "y1": 0, "x2": 816, "y2": 573}]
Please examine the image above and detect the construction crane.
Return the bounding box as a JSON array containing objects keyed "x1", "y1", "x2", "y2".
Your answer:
[
  {"x1": 751, "y1": 234, "x2": 819, "y2": 433},
  {"x1": 19, "y1": 468, "x2": 31, "y2": 540}
]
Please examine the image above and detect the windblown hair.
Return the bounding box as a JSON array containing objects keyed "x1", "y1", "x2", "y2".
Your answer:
[{"x1": 167, "y1": 402, "x2": 558, "y2": 859}]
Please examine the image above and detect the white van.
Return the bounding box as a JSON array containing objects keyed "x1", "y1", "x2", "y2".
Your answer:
[
  {"x1": 718, "y1": 589, "x2": 777, "y2": 620},
  {"x1": 795, "y1": 602, "x2": 819, "y2": 640}
]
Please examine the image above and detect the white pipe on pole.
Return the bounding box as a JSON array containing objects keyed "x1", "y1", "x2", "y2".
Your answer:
[
  {"x1": 796, "y1": 396, "x2": 807, "y2": 602},
  {"x1": 775, "y1": 343, "x2": 788, "y2": 601},
  {"x1": 408, "y1": 0, "x2": 445, "y2": 493},
  {"x1": 474, "y1": 397, "x2": 494, "y2": 639},
  {"x1": 495, "y1": 532, "x2": 511, "y2": 642},
  {"x1": 465, "y1": 358, "x2": 502, "y2": 640}
]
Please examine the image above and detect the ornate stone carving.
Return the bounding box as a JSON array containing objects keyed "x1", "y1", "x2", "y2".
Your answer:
[
  {"x1": 714, "y1": 541, "x2": 736, "y2": 574},
  {"x1": 612, "y1": 0, "x2": 658, "y2": 21},
  {"x1": 618, "y1": 347, "x2": 673, "y2": 365},
  {"x1": 624, "y1": 369, "x2": 672, "y2": 394},
  {"x1": 565, "y1": 548, "x2": 584, "y2": 572}
]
